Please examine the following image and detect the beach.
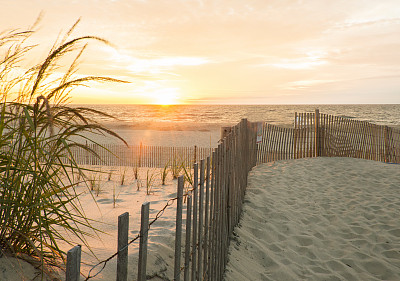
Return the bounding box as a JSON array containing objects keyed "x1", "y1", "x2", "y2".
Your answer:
[
  {"x1": 1, "y1": 166, "x2": 182, "y2": 280},
  {"x1": 2, "y1": 113, "x2": 399, "y2": 280},
  {"x1": 3, "y1": 157, "x2": 399, "y2": 280},
  {"x1": 3, "y1": 2, "x2": 400, "y2": 278},
  {"x1": 224, "y1": 157, "x2": 400, "y2": 281}
]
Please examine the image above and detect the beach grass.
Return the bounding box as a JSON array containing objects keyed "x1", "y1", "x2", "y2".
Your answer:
[
  {"x1": 161, "y1": 160, "x2": 169, "y2": 185},
  {"x1": 170, "y1": 154, "x2": 183, "y2": 179},
  {"x1": 119, "y1": 167, "x2": 127, "y2": 186},
  {"x1": 0, "y1": 21, "x2": 127, "y2": 277},
  {"x1": 145, "y1": 169, "x2": 157, "y2": 195}
]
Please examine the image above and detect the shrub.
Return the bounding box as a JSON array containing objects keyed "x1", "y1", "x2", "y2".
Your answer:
[{"x1": 0, "y1": 20, "x2": 127, "y2": 276}]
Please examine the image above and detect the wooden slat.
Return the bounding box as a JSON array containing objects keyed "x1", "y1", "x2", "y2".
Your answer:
[
  {"x1": 173, "y1": 176, "x2": 184, "y2": 281},
  {"x1": 183, "y1": 195, "x2": 192, "y2": 281},
  {"x1": 138, "y1": 203, "x2": 150, "y2": 281},
  {"x1": 203, "y1": 156, "x2": 211, "y2": 280},
  {"x1": 197, "y1": 159, "x2": 205, "y2": 280},
  {"x1": 191, "y1": 163, "x2": 199, "y2": 281},
  {"x1": 117, "y1": 212, "x2": 129, "y2": 281},
  {"x1": 66, "y1": 245, "x2": 81, "y2": 281}
]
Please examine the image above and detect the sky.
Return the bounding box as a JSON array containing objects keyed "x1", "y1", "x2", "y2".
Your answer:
[{"x1": 1, "y1": 0, "x2": 400, "y2": 104}]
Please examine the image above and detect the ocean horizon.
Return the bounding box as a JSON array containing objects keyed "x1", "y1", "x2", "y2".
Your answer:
[
  {"x1": 70, "y1": 104, "x2": 400, "y2": 147},
  {"x1": 72, "y1": 104, "x2": 400, "y2": 128}
]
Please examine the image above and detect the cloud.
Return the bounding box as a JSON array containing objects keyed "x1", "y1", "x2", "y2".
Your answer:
[
  {"x1": 2, "y1": 0, "x2": 400, "y2": 104},
  {"x1": 96, "y1": 46, "x2": 210, "y2": 76},
  {"x1": 125, "y1": 56, "x2": 210, "y2": 74},
  {"x1": 282, "y1": 79, "x2": 338, "y2": 90},
  {"x1": 261, "y1": 51, "x2": 329, "y2": 70}
]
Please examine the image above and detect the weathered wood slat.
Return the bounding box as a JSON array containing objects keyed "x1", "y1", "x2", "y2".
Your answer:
[
  {"x1": 183, "y1": 195, "x2": 192, "y2": 281},
  {"x1": 191, "y1": 163, "x2": 199, "y2": 281},
  {"x1": 174, "y1": 176, "x2": 184, "y2": 281},
  {"x1": 66, "y1": 245, "x2": 81, "y2": 281},
  {"x1": 117, "y1": 212, "x2": 129, "y2": 281},
  {"x1": 138, "y1": 203, "x2": 150, "y2": 281}
]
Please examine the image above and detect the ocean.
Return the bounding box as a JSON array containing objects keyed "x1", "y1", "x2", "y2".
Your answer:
[{"x1": 71, "y1": 104, "x2": 400, "y2": 147}]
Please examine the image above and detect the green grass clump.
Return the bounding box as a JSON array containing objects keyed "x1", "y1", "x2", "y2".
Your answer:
[
  {"x1": 119, "y1": 167, "x2": 127, "y2": 186},
  {"x1": 112, "y1": 184, "x2": 121, "y2": 208},
  {"x1": 170, "y1": 154, "x2": 183, "y2": 179},
  {"x1": 146, "y1": 169, "x2": 157, "y2": 195},
  {"x1": 0, "y1": 20, "x2": 127, "y2": 276},
  {"x1": 88, "y1": 172, "x2": 102, "y2": 196},
  {"x1": 133, "y1": 160, "x2": 139, "y2": 180},
  {"x1": 182, "y1": 164, "x2": 193, "y2": 187},
  {"x1": 161, "y1": 160, "x2": 169, "y2": 185}
]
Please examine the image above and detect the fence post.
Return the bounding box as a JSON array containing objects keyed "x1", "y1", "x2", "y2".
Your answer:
[
  {"x1": 184, "y1": 195, "x2": 192, "y2": 281},
  {"x1": 315, "y1": 109, "x2": 320, "y2": 157},
  {"x1": 209, "y1": 151, "x2": 217, "y2": 280},
  {"x1": 191, "y1": 163, "x2": 199, "y2": 281},
  {"x1": 174, "y1": 176, "x2": 184, "y2": 281},
  {"x1": 197, "y1": 159, "x2": 205, "y2": 280},
  {"x1": 117, "y1": 212, "x2": 129, "y2": 281},
  {"x1": 384, "y1": 126, "x2": 389, "y2": 163},
  {"x1": 220, "y1": 126, "x2": 232, "y2": 140},
  {"x1": 194, "y1": 145, "x2": 197, "y2": 165},
  {"x1": 215, "y1": 144, "x2": 222, "y2": 279},
  {"x1": 138, "y1": 202, "x2": 150, "y2": 281},
  {"x1": 139, "y1": 142, "x2": 143, "y2": 168},
  {"x1": 203, "y1": 156, "x2": 211, "y2": 280},
  {"x1": 85, "y1": 141, "x2": 89, "y2": 165},
  {"x1": 66, "y1": 245, "x2": 81, "y2": 281}
]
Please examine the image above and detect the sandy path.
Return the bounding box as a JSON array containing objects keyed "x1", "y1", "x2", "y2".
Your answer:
[{"x1": 224, "y1": 157, "x2": 400, "y2": 281}]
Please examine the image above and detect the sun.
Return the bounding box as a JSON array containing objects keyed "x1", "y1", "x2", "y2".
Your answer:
[
  {"x1": 151, "y1": 88, "x2": 180, "y2": 105},
  {"x1": 155, "y1": 95, "x2": 176, "y2": 105}
]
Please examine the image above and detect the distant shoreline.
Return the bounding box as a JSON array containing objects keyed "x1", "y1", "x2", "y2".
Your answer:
[{"x1": 71, "y1": 104, "x2": 400, "y2": 130}]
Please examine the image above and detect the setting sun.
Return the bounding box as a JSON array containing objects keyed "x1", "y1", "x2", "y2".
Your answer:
[{"x1": 151, "y1": 88, "x2": 180, "y2": 105}]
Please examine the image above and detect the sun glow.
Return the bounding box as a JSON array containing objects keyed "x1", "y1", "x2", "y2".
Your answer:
[{"x1": 150, "y1": 88, "x2": 181, "y2": 105}]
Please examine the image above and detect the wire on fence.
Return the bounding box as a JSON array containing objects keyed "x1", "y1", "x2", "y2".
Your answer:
[
  {"x1": 83, "y1": 196, "x2": 179, "y2": 280},
  {"x1": 81, "y1": 180, "x2": 204, "y2": 281}
]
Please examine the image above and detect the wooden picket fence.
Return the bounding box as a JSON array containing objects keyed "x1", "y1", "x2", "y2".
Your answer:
[
  {"x1": 65, "y1": 119, "x2": 258, "y2": 281},
  {"x1": 257, "y1": 109, "x2": 400, "y2": 164},
  {"x1": 69, "y1": 144, "x2": 213, "y2": 168},
  {"x1": 64, "y1": 111, "x2": 399, "y2": 281}
]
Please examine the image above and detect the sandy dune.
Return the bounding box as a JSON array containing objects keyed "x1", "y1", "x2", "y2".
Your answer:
[
  {"x1": 1, "y1": 167, "x2": 182, "y2": 280},
  {"x1": 4, "y1": 157, "x2": 400, "y2": 280},
  {"x1": 224, "y1": 157, "x2": 400, "y2": 281}
]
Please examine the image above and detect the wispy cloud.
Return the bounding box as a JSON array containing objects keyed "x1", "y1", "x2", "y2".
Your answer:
[
  {"x1": 126, "y1": 57, "x2": 210, "y2": 74},
  {"x1": 3, "y1": 0, "x2": 400, "y2": 103},
  {"x1": 255, "y1": 51, "x2": 328, "y2": 70},
  {"x1": 282, "y1": 80, "x2": 337, "y2": 90},
  {"x1": 103, "y1": 47, "x2": 209, "y2": 75}
]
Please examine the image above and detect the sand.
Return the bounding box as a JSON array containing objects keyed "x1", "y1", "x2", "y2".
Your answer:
[
  {"x1": 224, "y1": 157, "x2": 400, "y2": 281},
  {"x1": 2, "y1": 166, "x2": 183, "y2": 280},
  {"x1": 5, "y1": 157, "x2": 400, "y2": 280},
  {"x1": 0, "y1": 256, "x2": 45, "y2": 281},
  {"x1": 57, "y1": 166, "x2": 183, "y2": 280},
  {"x1": 107, "y1": 128, "x2": 220, "y2": 147},
  {"x1": 87, "y1": 122, "x2": 222, "y2": 147}
]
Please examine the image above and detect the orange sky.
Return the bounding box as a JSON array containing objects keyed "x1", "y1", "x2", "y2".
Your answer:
[{"x1": 1, "y1": 0, "x2": 400, "y2": 104}]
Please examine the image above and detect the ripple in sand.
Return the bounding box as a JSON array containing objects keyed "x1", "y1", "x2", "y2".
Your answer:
[{"x1": 224, "y1": 158, "x2": 400, "y2": 281}]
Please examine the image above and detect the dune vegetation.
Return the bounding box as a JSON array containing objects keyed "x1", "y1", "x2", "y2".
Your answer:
[{"x1": 0, "y1": 20, "x2": 127, "y2": 277}]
